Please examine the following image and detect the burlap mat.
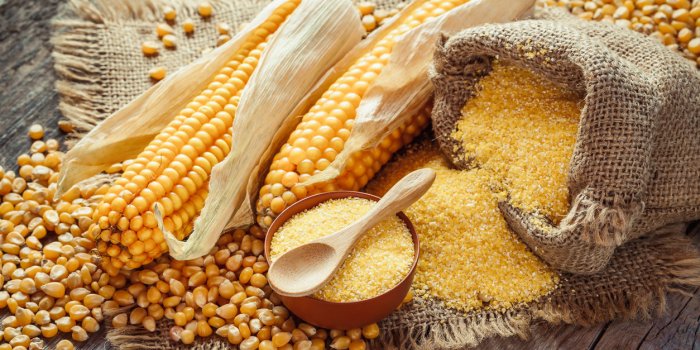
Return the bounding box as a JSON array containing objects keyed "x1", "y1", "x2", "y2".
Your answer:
[
  {"x1": 51, "y1": 1, "x2": 700, "y2": 349},
  {"x1": 52, "y1": 0, "x2": 276, "y2": 144}
]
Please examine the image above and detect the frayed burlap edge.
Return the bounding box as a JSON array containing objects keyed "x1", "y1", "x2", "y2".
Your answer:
[
  {"x1": 107, "y1": 320, "x2": 235, "y2": 350},
  {"x1": 538, "y1": 227, "x2": 700, "y2": 327},
  {"x1": 374, "y1": 224, "x2": 700, "y2": 350},
  {"x1": 50, "y1": 0, "x2": 266, "y2": 147},
  {"x1": 376, "y1": 301, "x2": 532, "y2": 349},
  {"x1": 51, "y1": 16, "x2": 104, "y2": 146}
]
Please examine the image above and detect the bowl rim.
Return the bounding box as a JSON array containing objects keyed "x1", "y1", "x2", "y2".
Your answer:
[{"x1": 263, "y1": 190, "x2": 420, "y2": 306}]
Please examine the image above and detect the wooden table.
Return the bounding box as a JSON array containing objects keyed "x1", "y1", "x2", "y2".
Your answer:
[{"x1": 1, "y1": 0, "x2": 698, "y2": 348}]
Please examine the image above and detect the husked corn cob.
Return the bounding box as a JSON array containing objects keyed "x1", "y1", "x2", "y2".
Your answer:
[
  {"x1": 255, "y1": 0, "x2": 469, "y2": 227},
  {"x1": 90, "y1": 0, "x2": 301, "y2": 274}
]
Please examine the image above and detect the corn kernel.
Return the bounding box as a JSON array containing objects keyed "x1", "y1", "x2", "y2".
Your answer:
[
  {"x1": 162, "y1": 34, "x2": 177, "y2": 48},
  {"x1": 141, "y1": 41, "x2": 159, "y2": 56},
  {"x1": 155, "y1": 23, "x2": 174, "y2": 37},
  {"x1": 28, "y1": 124, "x2": 44, "y2": 140},
  {"x1": 163, "y1": 6, "x2": 176, "y2": 21},
  {"x1": 149, "y1": 67, "x2": 167, "y2": 81},
  {"x1": 198, "y1": 1, "x2": 213, "y2": 17},
  {"x1": 182, "y1": 19, "x2": 195, "y2": 33}
]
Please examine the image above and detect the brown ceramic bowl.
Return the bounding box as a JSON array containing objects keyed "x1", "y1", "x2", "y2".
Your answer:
[{"x1": 263, "y1": 191, "x2": 419, "y2": 330}]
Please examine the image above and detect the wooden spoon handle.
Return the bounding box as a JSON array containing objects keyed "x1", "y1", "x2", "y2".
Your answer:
[{"x1": 356, "y1": 168, "x2": 436, "y2": 237}]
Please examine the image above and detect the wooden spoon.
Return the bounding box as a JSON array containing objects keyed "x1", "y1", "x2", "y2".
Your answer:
[{"x1": 267, "y1": 168, "x2": 436, "y2": 297}]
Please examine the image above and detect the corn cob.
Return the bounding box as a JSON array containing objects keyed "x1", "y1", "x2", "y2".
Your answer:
[
  {"x1": 255, "y1": 0, "x2": 468, "y2": 228},
  {"x1": 89, "y1": 0, "x2": 301, "y2": 274}
]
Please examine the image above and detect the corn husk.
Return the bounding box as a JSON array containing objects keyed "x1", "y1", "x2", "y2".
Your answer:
[
  {"x1": 210, "y1": 0, "x2": 536, "y2": 240},
  {"x1": 55, "y1": 0, "x2": 282, "y2": 197},
  {"x1": 55, "y1": 0, "x2": 364, "y2": 260},
  {"x1": 302, "y1": 0, "x2": 535, "y2": 186},
  {"x1": 214, "y1": 0, "x2": 428, "y2": 233},
  {"x1": 55, "y1": 0, "x2": 360, "y2": 197},
  {"x1": 160, "y1": 0, "x2": 364, "y2": 259}
]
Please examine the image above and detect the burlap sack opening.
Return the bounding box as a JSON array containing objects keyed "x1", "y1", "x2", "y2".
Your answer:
[
  {"x1": 51, "y1": 1, "x2": 700, "y2": 349},
  {"x1": 430, "y1": 8, "x2": 700, "y2": 274}
]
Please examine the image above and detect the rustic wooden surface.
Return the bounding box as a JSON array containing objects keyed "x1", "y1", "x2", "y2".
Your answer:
[{"x1": 0, "y1": 0, "x2": 698, "y2": 349}]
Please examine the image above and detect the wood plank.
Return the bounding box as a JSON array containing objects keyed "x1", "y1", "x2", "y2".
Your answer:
[
  {"x1": 593, "y1": 223, "x2": 700, "y2": 350},
  {"x1": 638, "y1": 288, "x2": 700, "y2": 350},
  {"x1": 478, "y1": 322, "x2": 608, "y2": 350},
  {"x1": 593, "y1": 290, "x2": 698, "y2": 350},
  {"x1": 0, "y1": 0, "x2": 66, "y2": 170}
]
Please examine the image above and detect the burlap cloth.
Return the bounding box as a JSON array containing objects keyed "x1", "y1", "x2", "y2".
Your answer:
[
  {"x1": 51, "y1": 1, "x2": 700, "y2": 349},
  {"x1": 430, "y1": 8, "x2": 700, "y2": 275}
]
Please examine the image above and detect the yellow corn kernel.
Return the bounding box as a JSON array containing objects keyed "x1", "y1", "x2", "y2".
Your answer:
[
  {"x1": 40, "y1": 282, "x2": 65, "y2": 298},
  {"x1": 58, "y1": 120, "x2": 74, "y2": 133},
  {"x1": 217, "y1": 34, "x2": 232, "y2": 47},
  {"x1": 155, "y1": 23, "x2": 174, "y2": 38},
  {"x1": 260, "y1": 340, "x2": 275, "y2": 350},
  {"x1": 357, "y1": 2, "x2": 375, "y2": 16},
  {"x1": 28, "y1": 124, "x2": 44, "y2": 140},
  {"x1": 56, "y1": 339, "x2": 75, "y2": 350},
  {"x1": 142, "y1": 41, "x2": 159, "y2": 56},
  {"x1": 198, "y1": 1, "x2": 213, "y2": 17},
  {"x1": 56, "y1": 316, "x2": 75, "y2": 333},
  {"x1": 82, "y1": 316, "x2": 100, "y2": 333},
  {"x1": 149, "y1": 67, "x2": 167, "y2": 81},
  {"x1": 330, "y1": 336, "x2": 351, "y2": 349},
  {"x1": 272, "y1": 331, "x2": 292, "y2": 346},
  {"x1": 362, "y1": 15, "x2": 377, "y2": 32},
  {"x1": 112, "y1": 313, "x2": 128, "y2": 328},
  {"x1": 71, "y1": 325, "x2": 88, "y2": 342},
  {"x1": 182, "y1": 19, "x2": 195, "y2": 34},
  {"x1": 216, "y1": 22, "x2": 232, "y2": 35},
  {"x1": 143, "y1": 316, "x2": 157, "y2": 332},
  {"x1": 40, "y1": 323, "x2": 58, "y2": 338},
  {"x1": 688, "y1": 37, "x2": 700, "y2": 54},
  {"x1": 254, "y1": 0, "x2": 466, "y2": 227},
  {"x1": 162, "y1": 34, "x2": 177, "y2": 49},
  {"x1": 361, "y1": 323, "x2": 379, "y2": 339},
  {"x1": 163, "y1": 6, "x2": 176, "y2": 21},
  {"x1": 349, "y1": 340, "x2": 366, "y2": 350}
]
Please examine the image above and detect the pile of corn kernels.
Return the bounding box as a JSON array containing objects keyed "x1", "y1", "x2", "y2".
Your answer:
[
  {"x1": 0, "y1": 123, "x2": 379, "y2": 350},
  {"x1": 541, "y1": 0, "x2": 700, "y2": 67}
]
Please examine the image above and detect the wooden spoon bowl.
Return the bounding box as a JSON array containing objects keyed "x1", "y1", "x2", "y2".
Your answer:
[{"x1": 264, "y1": 191, "x2": 420, "y2": 330}]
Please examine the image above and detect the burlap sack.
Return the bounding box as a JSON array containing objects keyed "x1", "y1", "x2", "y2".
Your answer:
[
  {"x1": 51, "y1": 1, "x2": 700, "y2": 349},
  {"x1": 430, "y1": 8, "x2": 700, "y2": 274}
]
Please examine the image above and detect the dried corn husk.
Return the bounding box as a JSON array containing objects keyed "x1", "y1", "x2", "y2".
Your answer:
[
  {"x1": 302, "y1": 0, "x2": 535, "y2": 186},
  {"x1": 54, "y1": 0, "x2": 362, "y2": 261},
  {"x1": 164, "y1": 0, "x2": 364, "y2": 259},
  {"x1": 211, "y1": 0, "x2": 428, "y2": 234},
  {"x1": 198, "y1": 0, "x2": 536, "y2": 246},
  {"x1": 55, "y1": 0, "x2": 361, "y2": 198}
]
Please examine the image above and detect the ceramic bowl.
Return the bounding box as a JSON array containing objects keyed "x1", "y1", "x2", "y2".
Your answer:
[{"x1": 263, "y1": 191, "x2": 419, "y2": 330}]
